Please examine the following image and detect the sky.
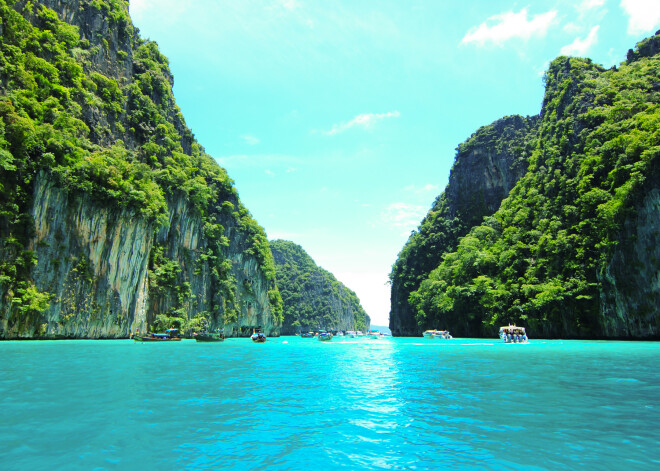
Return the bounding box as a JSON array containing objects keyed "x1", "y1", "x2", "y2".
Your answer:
[{"x1": 128, "y1": 0, "x2": 660, "y2": 326}]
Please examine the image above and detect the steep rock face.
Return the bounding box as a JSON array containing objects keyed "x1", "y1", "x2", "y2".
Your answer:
[
  {"x1": 600, "y1": 187, "x2": 660, "y2": 337},
  {"x1": 445, "y1": 115, "x2": 538, "y2": 220},
  {"x1": 402, "y1": 35, "x2": 660, "y2": 339},
  {"x1": 149, "y1": 194, "x2": 281, "y2": 336},
  {"x1": 270, "y1": 240, "x2": 370, "y2": 334},
  {"x1": 16, "y1": 171, "x2": 152, "y2": 338},
  {"x1": 389, "y1": 115, "x2": 538, "y2": 336},
  {"x1": 0, "y1": 0, "x2": 282, "y2": 338}
]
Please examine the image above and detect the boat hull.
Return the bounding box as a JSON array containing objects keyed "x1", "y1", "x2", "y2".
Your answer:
[
  {"x1": 194, "y1": 333, "x2": 224, "y2": 342},
  {"x1": 133, "y1": 336, "x2": 182, "y2": 342}
]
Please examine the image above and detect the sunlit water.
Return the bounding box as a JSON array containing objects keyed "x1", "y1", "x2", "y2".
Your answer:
[{"x1": 1, "y1": 337, "x2": 659, "y2": 470}]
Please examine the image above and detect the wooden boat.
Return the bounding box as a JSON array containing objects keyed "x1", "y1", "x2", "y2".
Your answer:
[
  {"x1": 251, "y1": 328, "x2": 267, "y2": 343},
  {"x1": 499, "y1": 325, "x2": 528, "y2": 343},
  {"x1": 318, "y1": 330, "x2": 332, "y2": 341},
  {"x1": 132, "y1": 328, "x2": 182, "y2": 342},
  {"x1": 193, "y1": 331, "x2": 225, "y2": 342},
  {"x1": 300, "y1": 332, "x2": 315, "y2": 338}
]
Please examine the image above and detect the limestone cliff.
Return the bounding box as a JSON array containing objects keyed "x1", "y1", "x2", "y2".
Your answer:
[
  {"x1": 389, "y1": 115, "x2": 539, "y2": 336},
  {"x1": 393, "y1": 34, "x2": 660, "y2": 339},
  {"x1": 270, "y1": 240, "x2": 370, "y2": 334},
  {"x1": 0, "y1": 0, "x2": 283, "y2": 338}
]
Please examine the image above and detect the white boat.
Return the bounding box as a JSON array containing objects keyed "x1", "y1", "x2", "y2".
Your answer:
[
  {"x1": 345, "y1": 331, "x2": 357, "y2": 338},
  {"x1": 499, "y1": 325, "x2": 528, "y2": 343},
  {"x1": 367, "y1": 330, "x2": 381, "y2": 339},
  {"x1": 423, "y1": 329, "x2": 452, "y2": 339}
]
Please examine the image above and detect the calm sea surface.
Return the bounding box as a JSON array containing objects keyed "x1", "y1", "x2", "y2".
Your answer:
[{"x1": 1, "y1": 337, "x2": 659, "y2": 470}]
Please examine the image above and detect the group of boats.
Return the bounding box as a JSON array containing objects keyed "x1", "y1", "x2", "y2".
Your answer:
[
  {"x1": 132, "y1": 328, "x2": 268, "y2": 343},
  {"x1": 421, "y1": 325, "x2": 529, "y2": 343},
  {"x1": 298, "y1": 329, "x2": 389, "y2": 341},
  {"x1": 132, "y1": 325, "x2": 529, "y2": 344}
]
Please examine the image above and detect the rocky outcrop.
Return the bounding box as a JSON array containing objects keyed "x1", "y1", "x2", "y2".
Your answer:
[
  {"x1": 389, "y1": 115, "x2": 538, "y2": 336},
  {"x1": 599, "y1": 187, "x2": 660, "y2": 338},
  {"x1": 392, "y1": 36, "x2": 660, "y2": 339},
  {"x1": 0, "y1": 0, "x2": 281, "y2": 338},
  {"x1": 270, "y1": 240, "x2": 370, "y2": 334},
  {"x1": 20, "y1": 171, "x2": 153, "y2": 338}
]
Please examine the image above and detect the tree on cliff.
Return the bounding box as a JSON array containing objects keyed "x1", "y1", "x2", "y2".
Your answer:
[{"x1": 392, "y1": 33, "x2": 660, "y2": 339}]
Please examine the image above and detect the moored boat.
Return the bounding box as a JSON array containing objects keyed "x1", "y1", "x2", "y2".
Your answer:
[
  {"x1": 499, "y1": 325, "x2": 528, "y2": 343},
  {"x1": 423, "y1": 329, "x2": 452, "y2": 339},
  {"x1": 367, "y1": 330, "x2": 381, "y2": 339},
  {"x1": 251, "y1": 328, "x2": 267, "y2": 343},
  {"x1": 300, "y1": 331, "x2": 315, "y2": 338},
  {"x1": 318, "y1": 330, "x2": 332, "y2": 341},
  {"x1": 193, "y1": 331, "x2": 225, "y2": 342},
  {"x1": 132, "y1": 328, "x2": 182, "y2": 342}
]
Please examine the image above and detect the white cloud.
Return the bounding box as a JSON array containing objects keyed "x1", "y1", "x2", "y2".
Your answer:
[
  {"x1": 461, "y1": 8, "x2": 557, "y2": 46},
  {"x1": 240, "y1": 134, "x2": 260, "y2": 146},
  {"x1": 381, "y1": 202, "x2": 427, "y2": 233},
  {"x1": 403, "y1": 183, "x2": 440, "y2": 195},
  {"x1": 322, "y1": 111, "x2": 400, "y2": 136},
  {"x1": 563, "y1": 22, "x2": 585, "y2": 35},
  {"x1": 578, "y1": 0, "x2": 606, "y2": 11},
  {"x1": 620, "y1": 0, "x2": 660, "y2": 34},
  {"x1": 278, "y1": 0, "x2": 300, "y2": 11},
  {"x1": 560, "y1": 26, "x2": 600, "y2": 56}
]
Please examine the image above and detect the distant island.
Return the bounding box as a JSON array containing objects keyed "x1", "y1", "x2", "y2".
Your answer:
[{"x1": 270, "y1": 240, "x2": 369, "y2": 335}]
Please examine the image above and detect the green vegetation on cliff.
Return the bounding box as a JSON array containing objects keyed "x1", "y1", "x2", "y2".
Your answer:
[
  {"x1": 0, "y1": 0, "x2": 282, "y2": 336},
  {"x1": 270, "y1": 240, "x2": 369, "y2": 334},
  {"x1": 393, "y1": 33, "x2": 660, "y2": 338},
  {"x1": 389, "y1": 115, "x2": 539, "y2": 335}
]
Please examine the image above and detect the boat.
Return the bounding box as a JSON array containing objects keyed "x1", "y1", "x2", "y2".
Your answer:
[
  {"x1": 499, "y1": 325, "x2": 528, "y2": 343},
  {"x1": 345, "y1": 331, "x2": 357, "y2": 338},
  {"x1": 251, "y1": 328, "x2": 267, "y2": 343},
  {"x1": 367, "y1": 330, "x2": 381, "y2": 339},
  {"x1": 193, "y1": 330, "x2": 225, "y2": 342},
  {"x1": 318, "y1": 330, "x2": 332, "y2": 341},
  {"x1": 300, "y1": 331, "x2": 315, "y2": 338},
  {"x1": 132, "y1": 328, "x2": 182, "y2": 342},
  {"x1": 423, "y1": 329, "x2": 452, "y2": 339}
]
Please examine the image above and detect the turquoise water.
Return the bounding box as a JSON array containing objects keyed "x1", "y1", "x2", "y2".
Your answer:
[{"x1": 1, "y1": 337, "x2": 659, "y2": 470}]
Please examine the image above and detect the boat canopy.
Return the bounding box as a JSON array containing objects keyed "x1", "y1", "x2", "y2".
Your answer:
[{"x1": 499, "y1": 325, "x2": 526, "y2": 333}]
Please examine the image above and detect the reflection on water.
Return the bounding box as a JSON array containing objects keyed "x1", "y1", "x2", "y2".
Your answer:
[{"x1": 1, "y1": 338, "x2": 659, "y2": 470}]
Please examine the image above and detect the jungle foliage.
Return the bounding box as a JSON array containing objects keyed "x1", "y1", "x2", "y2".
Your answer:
[
  {"x1": 392, "y1": 33, "x2": 660, "y2": 338},
  {"x1": 0, "y1": 0, "x2": 281, "y2": 327},
  {"x1": 270, "y1": 240, "x2": 369, "y2": 333}
]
